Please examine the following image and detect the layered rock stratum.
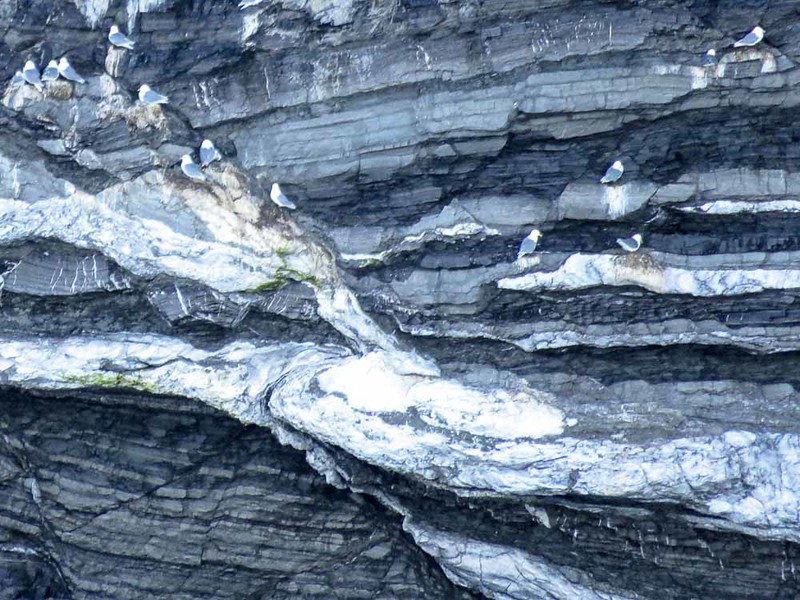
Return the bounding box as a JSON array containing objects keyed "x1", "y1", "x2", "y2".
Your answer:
[{"x1": 1, "y1": 1, "x2": 800, "y2": 598}]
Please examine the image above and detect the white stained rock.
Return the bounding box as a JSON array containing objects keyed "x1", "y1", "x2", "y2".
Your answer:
[
  {"x1": 268, "y1": 349, "x2": 800, "y2": 539},
  {"x1": 0, "y1": 160, "x2": 420, "y2": 361},
  {"x1": 405, "y1": 519, "x2": 642, "y2": 600},
  {"x1": 0, "y1": 333, "x2": 341, "y2": 424},
  {"x1": 1, "y1": 332, "x2": 800, "y2": 539},
  {"x1": 312, "y1": 352, "x2": 564, "y2": 440},
  {"x1": 73, "y1": 0, "x2": 112, "y2": 27},
  {"x1": 499, "y1": 252, "x2": 800, "y2": 297}
]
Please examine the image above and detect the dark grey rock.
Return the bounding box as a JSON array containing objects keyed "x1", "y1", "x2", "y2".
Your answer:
[
  {"x1": 0, "y1": 390, "x2": 475, "y2": 600},
  {"x1": 0, "y1": 246, "x2": 131, "y2": 296},
  {"x1": 3, "y1": 0, "x2": 800, "y2": 598}
]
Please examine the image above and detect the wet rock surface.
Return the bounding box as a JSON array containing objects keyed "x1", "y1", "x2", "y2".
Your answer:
[{"x1": 2, "y1": 0, "x2": 800, "y2": 598}]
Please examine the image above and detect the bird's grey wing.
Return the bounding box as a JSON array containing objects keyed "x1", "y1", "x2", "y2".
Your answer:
[
  {"x1": 276, "y1": 193, "x2": 296, "y2": 209},
  {"x1": 182, "y1": 163, "x2": 206, "y2": 180},
  {"x1": 518, "y1": 238, "x2": 536, "y2": 256},
  {"x1": 200, "y1": 147, "x2": 214, "y2": 166},
  {"x1": 23, "y1": 68, "x2": 42, "y2": 88},
  {"x1": 144, "y1": 89, "x2": 167, "y2": 103},
  {"x1": 736, "y1": 32, "x2": 758, "y2": 46},
  {"x1": 603, "y1": 167, "x2": 622, "y2": 182},
  {"x1": 63, "y1": 65, "x2": 85, "y2": 83},
  {"x1": 110, "y1": 32, "x2": 134, "y2": 48}
]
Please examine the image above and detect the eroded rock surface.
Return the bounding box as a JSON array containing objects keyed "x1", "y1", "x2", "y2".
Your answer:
[{"x1": 2, "y1": 0, "x2": 800, "y2": 598}]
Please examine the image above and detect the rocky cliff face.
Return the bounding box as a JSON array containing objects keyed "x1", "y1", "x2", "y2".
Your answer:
[{"x1": 1, "y1": 0, "x2": 800, "y2": 598}]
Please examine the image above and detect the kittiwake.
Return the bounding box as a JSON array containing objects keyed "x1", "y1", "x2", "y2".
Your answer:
[
  {"x1": 270, "y1": 183, "x2": 296, "y2": 209},
  {"x1": 517, "y1": 229, "x2": 542, "y2": 259},
  {"x1": 180, "y1": 155, "x2": 207, "y2": 182},
  {"x1": 702, "y1": 48, "x2": 717, "y2": 68},
  {"x1": 200, "y1": 139, "x2": 222, "y2": 167},
  {"x1": 41, "y1": 60, "x2": 59, "y2": 82},
  {"x1": 138, "y1": 84, "x2": 168, "y2": 105},
  {"x1": 23, "y1": 60, "x2": 43, "y2": 91},
  {"x1": 734, "y1": 26, "x2": 764, "y2": 48},
  {"x1": 616, "y1": 233, "x2": 643, "y2": 253},
  {"x1": 600, "y1": 160, "x2": 624, "y2": 184},
  {"x1": 109, "y1": 25, "x2": 135, "y2": 50},
  {"x1": 58, "y1": 57, "x2": 86, "y2": 84}
]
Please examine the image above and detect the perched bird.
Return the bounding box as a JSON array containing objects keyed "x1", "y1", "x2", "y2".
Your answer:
[
  {"x1": 108, "y1": 25, "x2": 135, "y2": 50},
  {"x1": 702, "y1": 48, "x2": 717, "y2": 68},
  {"x1": 180, "y1": 155, "x2": 207, "y2": 182},
  {"x1": 41, "y1": 60, "x2": 60, "y2": 82},
  {"x1": 616, "y1": 233, "x2": 643, "y2": 253},
  {"x1": 517, "y1": 229, "x2": 542, "y2": 260},
  {"x1": 270, "y1": 183, "x2": 296, "y2": 209},
  {"x1": 734, "y1": 26, "x2": 764, "y2": 48},
  {"x1": 22, "y1": 60, "x2": 43, "y2": 91},
  {"x1": 200, "y1": 139, "x2": 222, "y2": 167},
  {"x1": 57, "y1": 57, "x2": 86, "y2": 84},
  {"x1": 138, "y1": 84, "x2": 168, "y2": 105},
  {"x1": 600, "y1": 160, "x2": 624, "y2": 184}
]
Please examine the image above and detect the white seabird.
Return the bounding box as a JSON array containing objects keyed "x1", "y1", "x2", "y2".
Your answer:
[
  {"x1": 22, "y1": 60, "x2": 43, "y2": 91},
  {"x1": 180, "y1": 155, "x2": 207, "y2": 182},
  {"x1": 616, "y1": 233, "x2": 643, "y2": 253},
  {"x1": 270, "y1": 183, "x2": 296, "y2": 209},
  {"x1": 734, "y1": 26, "x2": 764, "y2": 48},
  {"x1": 200, "y1": 139, "x2": 222, "y2": 167},
  {"x1": 41, "y1": 60, "x2": 59, "y2": 82},
  {"x1": 702, "y1": 48, "x2": 717, "y2": 68},
  {"x1": 109, "y1": 25, "x2": 135, "y2": 50},
  {"x1": 600, "y1": 160, "x2": 624, "y2": 184},
  {"x1": 58, "y1": 57, "x2": 86, "y2": 84},
  {"x1": 517, "y1": 229, "x2": 542, "y2": 259},
  {"x1": 138, "y1": 84, "x2": 169, "y2": 105}
]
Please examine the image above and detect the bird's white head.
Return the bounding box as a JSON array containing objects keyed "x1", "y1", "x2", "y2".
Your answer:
[
  {"x1": 110, "y1": 25, "x2": 120, "y2": 35},
  {"x1": 753, "y1": 26, "x2": 765, "y2": 36},
  {"x1": 24, "y1": 60, "x2": 35, "y2": 70},
  {"x1": 633, "y1": 233, "x2": 643, "y2": 243},
  {"x1": 139, "y1": 84, "x2": 150, "y2": 93},
  {"x1": 58, "y1": 57, "x2": 69, "y2": 68},
  {"x1": 530, "y1": 229, "x2": 542, "y2": 241},
  {"x1": 706, "y1": 48, "x2": 716, "y2": 56},
  {"x1": 272, "y1": 182, "x2": 281, "y2": 194},
  {"x1": 181, "y1": 154, "x2": 193, "y2": 166},
  {"x1": 47, "y1": 59, "x2": 58, "y2": 68},
  {"x1": 612, "y1": 160, "x2": 624, "y2": 170},
  {"x1": 201, "y1": 139, "x2": 214, "y2": 149}
]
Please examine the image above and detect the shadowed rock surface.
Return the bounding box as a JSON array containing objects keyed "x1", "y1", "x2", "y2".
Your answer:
[
  {"x1": 0, "y1": 390, "x2": 476, "y2": 599},
  {"x1": 2, "y1": 0, "x2": 800, "y2": 598}
]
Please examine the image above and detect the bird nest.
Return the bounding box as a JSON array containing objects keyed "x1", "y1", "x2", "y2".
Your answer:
[
  {"x1": 613, "y1": 250, "x2": 662, "y2": 273},
  {"x1": 43, "y1": 82, "x2": 73, "y2": 101},
  {"x1": 123, "y1": 103, "x2": 167, "y2": 132}
]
